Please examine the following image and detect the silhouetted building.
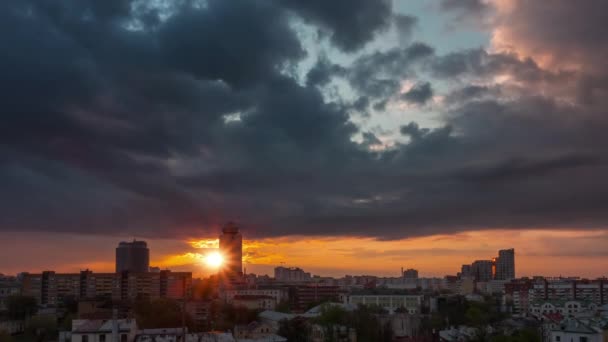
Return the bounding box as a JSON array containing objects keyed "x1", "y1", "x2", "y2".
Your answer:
[
  {"x1": 116, "y1": 240, "x2": 149, "y2": 273},
  {"x1": 471, "y1": 260, "x2": 493, "y2": 282},
  {"x1": 403, "y1": 268, "x2": 419, "y2": 280},
  {"x1": 495, "y1": 248, "x2": 515, "y2": 280},
  {"x1": 274, "y1": 266, "x2": 311, "y2": 282},
  {"x1": 219, "y1": 222, "x2": 243, "y2": 283},
  {"x1": 460, "y1": 264, "x2": 472, "y2": 278}
]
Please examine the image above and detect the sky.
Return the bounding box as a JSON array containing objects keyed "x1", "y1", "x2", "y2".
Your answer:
[{"x1": 1, "y1": 0, "x2": 608, "y2": 279}]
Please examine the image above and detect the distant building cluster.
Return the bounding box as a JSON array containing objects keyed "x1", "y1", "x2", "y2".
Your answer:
[{"x1": 460, "y1": 248, "x2": 515, "y2": 282}]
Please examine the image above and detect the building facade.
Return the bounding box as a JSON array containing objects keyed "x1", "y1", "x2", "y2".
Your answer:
[
  {"x1": 344, "y1": 294, "x2": 422, "y2": 314},
  {"x1": 22, "y1": 270, "x2": 192, "y2": 305},
  {"x1": 219, "y1": 222, "x2": 243, "y2": 284},
  {"x1": 471, "y1": 260, "x2": 494, "y2": 282},
  {"x1": 116, "y1": 240, "x2": 149, "y2": 273},
  {"x1": 274, "y1": 267, "x2": 311, "y2": 283},
  {"x1": 495, "y1": 249, "x2": 515, "y2": 280}
]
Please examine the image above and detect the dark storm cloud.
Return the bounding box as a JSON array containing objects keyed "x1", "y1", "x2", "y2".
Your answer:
[
  {"x1": 401, "y1": 82, "x2": 433, "y2": 105},
  {"x1": 281, "y1": 0, "x2": 393, "y2": 52},
  {"x1": 2, "y1": 0, "x2": 608, "y2": 240}
]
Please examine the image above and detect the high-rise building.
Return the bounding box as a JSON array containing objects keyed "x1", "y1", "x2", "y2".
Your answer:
[
  {"x1": 403, "y1": 269, "x2": 419, "y2": 280},
  {"x1": 115, "y1": 240, "x2": 149, "y2": 273},
  {"x1": 460, "y1": 265, "x2": 472, "y2": 278},
  {"x1": 274, "y1": 266, "x2": 312, "y2": 282},
  {"x1": 219, "y1": 222, "x2": 243, "y2": 283},
  {"x1": 471, "y1": 260, "x2": 493, "y2": 282},
  {"x1": 495, "y1": 248, "x2": 515, "y2": 280}
]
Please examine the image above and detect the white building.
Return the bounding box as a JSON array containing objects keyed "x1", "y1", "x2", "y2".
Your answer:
[
  {"x1": 548, "y1": 317, "x2": 606, "y2": 342},
  {"x1": 529, "y1": 300, "x2": 598, "y2": 319},
  {"x1": 70, "y1": 319, "x2": 138, "y2": 342}
]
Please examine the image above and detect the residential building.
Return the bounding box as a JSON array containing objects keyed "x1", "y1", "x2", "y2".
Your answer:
[
  {"x1": 529, "y1": 278, "x2": 607, "y2": 305},
  {"x1": 344, "y1": 294, "x2": 422, "y2": 314},
  {"x1": 232, "y1": 295, "x2": 277, "y2": 310},
  {"x1": 70, "y1": 318, "x2": 138, "y2": 342},
  {"x1": 471, "y1": 260, "x2": 494, "y2": 282},
  {"x1": 403, "y1": 269, "x2": 419, "y2": 280},
  {"x1": 548, "y1": 317, "x2": 606, "y2": 342},
  {"x1": 116, "y1": 240, "x2": 149, "y2": 273},
  {"x1": 495, "y1": 249, "x2": 515, "y2": 280},
  {"x1": 233, "y1": 321, "x2": 285, "y2": 341},
  {"x1": 504, "y1": 279, "x2": 533, "y2": 314},
  {"x1": 461, "y1": 265, "x2": 472, "y2": 279},
  {"x1": 160, "y1": 271, "x2": 192, "y2": 299},
  {"x1": 290, "y1": 285, "x2": 343, "y2": 312},
  {"x1": 223, "y1": 288, "x2": 288, "y2": 306},
  {"x1": 529, "y1": 300, "x2": 599, "y2": 319},
  {"x1": 274, "y1": 267, "x2": 311, "y2": 283},
  {"x1": 23, "y1": 270, "x2": 191, "y2": 305},
  {"x1": 0, "y1": 280, "x2": 20, "y2": 311}
]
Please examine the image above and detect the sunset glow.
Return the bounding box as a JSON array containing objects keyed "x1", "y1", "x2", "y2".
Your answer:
[{"x1": 204, "y1": 251, "x2": 224, "y2": 268}]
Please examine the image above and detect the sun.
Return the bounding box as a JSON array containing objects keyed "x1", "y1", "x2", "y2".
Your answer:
[{"x1": 205, "y1": 251, "x2": 224, "y2": 268}]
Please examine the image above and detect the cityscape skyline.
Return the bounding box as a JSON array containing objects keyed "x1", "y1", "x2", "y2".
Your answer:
[{"x1": 1, "y1": 227, "x2": 605, "y2": 280}]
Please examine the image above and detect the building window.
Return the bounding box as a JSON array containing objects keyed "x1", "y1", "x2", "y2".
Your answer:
[
  {"x1": 99, "y1": 335, "x2": 106, "y2": 342},
  {"x1": 121, "y1": 334, "x2": 128, "y2": 342},
  {"x1": 82, "y1": 336, "x2": 89, "y2": 342},
  {"x1": 579, "y1": 337, "x2": 587, "y2": 342},
  {"x1": 555, "y1": 336, "x2": 560, "y2": 342}
]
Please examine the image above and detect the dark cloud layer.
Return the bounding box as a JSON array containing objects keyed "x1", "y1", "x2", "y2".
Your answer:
[{"x1": 1, "y1": 0, "x2": 608, "y2": 239}]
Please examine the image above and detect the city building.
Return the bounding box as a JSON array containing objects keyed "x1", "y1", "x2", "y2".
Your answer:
[
  {"x1": 274, "y1": 266, "x2": 311, "y2": 283},
  {"x1": 290, "y1": 285, "x2": 343, "y2": 312},
  {"x1": 529, "y1": 300, "x2": 599, "y2": 319},
  {"x1": 0, "y1": 279, "x2": 20, "y2": 311},
  {"x1": 233, "y1": 321, "x2": 285, "y2": 341},
  {"x1": 495, "y1": 249, "x2": 515, "y2": 280},
  {"x1": 222, "y1": 288, "x2": 288, "y2": 305},
  {"x1": 219, "y1": 222, "x2": 243, "y2": 284},
  {"x1": 116, "y1": 240, "x2": 150, "y2": 273},
  {"x1": 22, "y1": 270, "x2": 192, "y2": 305},
  {"x1": 548, "y1": 317, "x2": 607, "y2": 342},
  {"x1": 460, "y1": 265, "x2": 472, "y2": 279},
  {"x1": 403, "y1": 268, "x2": 419, "y2": 280},
  {"x1": 69, "y1": 318, "x2": 138, "y2": 342},
  {"x1": 471, "y1": 260, "x2": 494, "y2": 282},
  {"x1": 232, "y1": 295, "x2": 277, "y2": 310},
  {"x1": 529, "y1": 278, "x2": 607, "y2": 305},
  {"x1": 344, "y1": 294, "x2": 422, "y2": 314},
  {"x1": 504, "y1": 279, "x2": 533, "y2": 314}
]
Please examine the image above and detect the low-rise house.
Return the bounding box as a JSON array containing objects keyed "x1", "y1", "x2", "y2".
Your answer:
[
  {"x1": 70, "y1": 319, "x2": 138, "y2": 342},
  {"x1": 548, "y1": 317, "x2": 608, "y2": 342},
  {"x1": 311, "y1": 324, "x2": 356, "y2": 342},
  {"x1": 530, "y1": 300, "x2": 598, "y2": 319},
  {"x1": 233, "y1": 295, "x2": 276, "y2": 310},
  {"x1": 234, "y1": 321, "x2": 286, "y2": 341}
]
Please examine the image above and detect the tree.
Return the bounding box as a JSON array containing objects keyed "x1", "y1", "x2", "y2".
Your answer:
[
  {"x1": 0, "y1": 331, "x2": 14, "y2": 342},
  {"x1": 133, "y1": 298, "x2": 194, "y2": 330},
  {"x1": 7, "y1": 296, "x2": 37, "y2": 320},
  {"x1": 25, "y1": 315, "x2": 58, "y2": 342},
  {"x1": 278, "y1": 318, "x2": 309, "y2": 342}
]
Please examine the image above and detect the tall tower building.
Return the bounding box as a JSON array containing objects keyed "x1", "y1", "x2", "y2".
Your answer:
[
  {"x1": 495, "y1": 248, "x2": 515, "y2": 280},
  {"x1": 219, "y1": 222, "x2": 243, "y2": 283},
  {"x1": 471, "y1": 260, "x2": 493, "y2": 282},
  {"x1": 116, "y1": 240, "x2": 150, "y2": 273}
]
